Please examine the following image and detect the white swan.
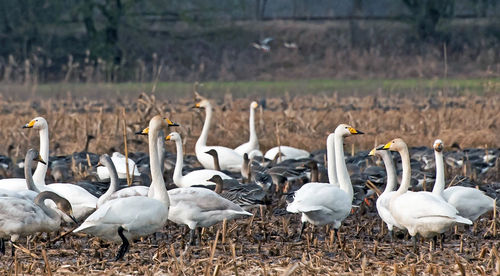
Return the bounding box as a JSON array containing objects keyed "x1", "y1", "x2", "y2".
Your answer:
[
  {"x1": 0, "y1": 191, "x2": 76, "y2": 255},
  {"x1": 96, "y1": 154, "x2": 149, "y2": 208},
  {"x1": 0, "y1": 117, "x2": 49, "y2": 191},
  {"x1": 0, "y1": 149, "x2": 45, "y2": 201},
  {"x1": 96, "y1": 152, "x2": 141, "y2": 181},
  {"x1": 264, "y1": 146, "x2": 310, "y2": 162},
  {"x1": 286, "y1": 124, "x2": 363, "y2": 238},
  {"x1": 167, "y1": 132, "x2": 233, "y2": 188},
  {"x1": 193, "y1": 99, "x2": 242, "y2": 172},
  {"x1": 234, "y1": 101, "x2": 259, "y2": 155},
  {"x1": 381, "y1": 138, "x2": 472, "y2": 250},
  {"x1": 73, "y1": 115, "x2": 170, "y2": 260},
  {"x1": 431, "y1": 139, "x2": 494, "y2": 222},
  {"x1": 168, "y1": 186, "x2": 252, "y2": 245},
  {"x1": 369, "y1": 145, "x2": 404, "y2": 237}
]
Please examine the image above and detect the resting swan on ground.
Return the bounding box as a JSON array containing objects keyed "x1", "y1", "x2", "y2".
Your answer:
[
  {"x1": 96, "y1": 154, "x2": 149, "y2": 208},
  {"x1": 74, "y1": 116, "x2": 171, "y2": 260},
  {"x1": 234, "y1": 101, "x2": 260, "y2": 155},
  {"x1": 0, "y1": 149, "x2": 46, "y2": 201},
  {"x1": 166, "y1": 132, "x2": 233, "y2": 188},
  {"x1": 381, "y1": 138, "x2": 472, "y2": 252},
  {"x1": 431, "y1": 139, "x2": 494, "y2": 222},
  {"x1": 286, "y1": 124, "x2": 363, "y2": 239},
  {"x1": 264, "y1": 146, "x2": 310, "y2": 163},
  {"x1": 369, "y1": 145, "x2": 404, "y2": 238},
  {"x1": 193, "y1": 99, "x2": 243, "y2": 172},
  {"x1": 0, "y1": 191, "x2": 76, "y2": 256}
]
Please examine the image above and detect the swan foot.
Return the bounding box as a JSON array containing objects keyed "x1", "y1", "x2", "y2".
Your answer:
[
  {"x1": 115, "y1": 226, "x2": 130, "y2": 261},
  {"x1": 0, "y1": 239, "x2": 4, "y2": 255}
]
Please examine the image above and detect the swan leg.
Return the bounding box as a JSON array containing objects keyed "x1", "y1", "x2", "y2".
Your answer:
[
  {"x1": 411, "y1": 235, "x2": 419, "y2": 254},
  {"x1": 0, "y1": 239, "x2": 4, "y2": 255},
  {"x1": 188, "y1": 229, "x2": 196, "y2": 246},
  {"x1": 197, "y1": 227, "x2": 202, "y2": 245},
  {"x1": 387, "y1": 230, "x2": 393, "y2": 242},
  {"x1": 115, "y1": 226, "x2": 130, "y2": 261},
  {"x1": 10, "y1": 241, "x2": 15, "y2": 257},
  {"x1": 295, "y1": 222, "x2": 306, "y2": 241}
]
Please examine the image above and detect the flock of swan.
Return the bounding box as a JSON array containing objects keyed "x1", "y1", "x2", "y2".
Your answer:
[{"x1": 0, "y1": 97, "x2": 497, "y2": 261}]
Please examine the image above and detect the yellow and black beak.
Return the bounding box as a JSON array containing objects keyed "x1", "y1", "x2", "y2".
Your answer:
[
  {"x1": 192, "y1": 102, "x2": 201, "y2": 108},
  {"x1": 135, "y1": 127, "x2": 149, "y2": 136},
  {"x1": 165, "y1": 134, "x2": 172, "y2": 141},
  {"x1": 434, "y1": 142, "x2": 444, "y2": 152},
  {"x1": 381, "y1": 141, "x2": 392, "y2": 150},
  {"x1": 368, "y1": 148, "x2": 376, "y2": 156},
  {"x1": 165, "y1": 118, "x2": 179, "y2": 127},
  {"x1": 348, "y1": 127, "x2": 364, "y2": 135},
  {"x1": 34, "y1": 154, "x2": 47, "y2": 165},
  {"x1": 23, "y1": 120, "x2": 35, "y2": 129}
]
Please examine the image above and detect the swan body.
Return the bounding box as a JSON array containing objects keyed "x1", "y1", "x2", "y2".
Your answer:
[
  {"x1": 431, "y1": 139, "x2": 494, "y2": 221},
  {"x1": 96, "y1": 154, "x2": 149, "y2": 208},
  {"x1": 369, "y1": 146, "x2": 404, "y2": 232},
  {"x1": 0, "y1": 117, "x2": 49, "y2": 191},
  {"x1": 382, "y1": 138, "x2": 472, "y2": 239},
  {"x1": 234, "y1": 101, "x2": 259, "y2": 155},
  {"x1": 74, "y1": 116, "x2": 170, "y2": 260},
  {"x1": 97, "y1": 152, "x2": 141, "y2": 181},
  {"x1": 0, "y1": 191, "x2": 76, "y2": 245},
  {"x1": 194, "y1": 99, "x2": 242, "y2": 172},
  {"x1": 264, "y1": 146, "x2": 310, "y2": 162},
  {"x1": 167, "y1": 132, "x2": 233, "y2": 188},
  {"x1": 287, "y1": 124, "x2": 363, "y2": 232},
  {"x1": 168, "y1": 187, "x2": 252, "y2": 229}
]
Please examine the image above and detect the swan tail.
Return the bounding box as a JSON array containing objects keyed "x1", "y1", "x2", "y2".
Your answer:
[{"x1": 455, "y1": 215, "x2": 473, "y2": 225}]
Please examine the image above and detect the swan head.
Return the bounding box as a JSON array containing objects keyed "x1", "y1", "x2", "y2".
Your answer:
[
  {"x1": 136, "y1": 118, "x2": 179, "y2": 135},
  {"x1": 368, "y1": 145, "x2": 384, "y2": 156},
  {"x1": 26, "y1": 148, "x2": 46, "y2": 165},
  {"x1": 381, "y1": 138, "x2": 407, "y2": 152},
  {"x1": 97, "y1": 153, "x2": 112, "y2": 167},
  {"x1": 23, "y1": 117, "x2": 47, "y2": 130},
  {"x1": 165, "y1": 132, "x2": 181, "y2": 142},
  {"x1": 193, "y1": 99, "x2": 211, "y2": 109},
  {"x1": 37, "y1": 191, "x2": 78, "y2": 224},
  {"x1": 335, "y1": 124, "x2": 364, "y2": 137},
  {"x1": 251, "y1": 101, "x2": 259, "y2": 109},
  {"x1": 433, "y1": 139, "x2": 444, "y2": 152}
]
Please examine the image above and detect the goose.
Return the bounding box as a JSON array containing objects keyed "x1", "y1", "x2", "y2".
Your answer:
[
  {"x1": 0, "y1": 149, "x2": 46, "y2": 201},
  {"x1": 4, "y1": 117, "x2": 98, "y2": 222},
  {"x1": 234, "y1": 101, "x2": 260, "y2": 155},
  {"x1": 264, "y1": 146, "x2": 310, "y2": 163},
  {"x1": 204, "y1": 149, "x2": 239, "y2": 179},
  {"x1": 167, "y1": 186, "x2": 252, "y2": 245},
  {"x1": 193, "y1": 99, "x2": 243, "y2": 172},
  {"x1": 369, "y1": 145, "x2": 404, "y2": 239},
  {"x1": 74, "y1": 116, "x2": 171, "y2": 260},
  {"x1": 381, "y1": 138, "x2": 472, "y2": 252},
  {"x1": 286, "y1": 124, "x2": 363, "y2": 239},
  {"x1": 0, "y1": 191, "x2": 76, "y2": 256},
  {"x1": 166, "y1": 132, "x2": 233, "y2": 188},
  {"x1": 207, "y1": 175, "x2": 268, "y2": 209},
  {"x1": 96, "y1": 154, "x2": 149, "y2": 208},
  {"x1": 431, "y1": 139, "x2": 494, "y2": 222},
  {"x1": 0, "y1": 117, "x2": 49, "y2": 191}
]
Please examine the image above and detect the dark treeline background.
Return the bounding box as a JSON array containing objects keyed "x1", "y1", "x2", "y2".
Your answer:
[{"x1": 0, "y1": 0, "x2": 499, "y2": 83}]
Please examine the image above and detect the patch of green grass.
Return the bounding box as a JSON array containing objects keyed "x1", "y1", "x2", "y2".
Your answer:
[{"x1": 3, "y1": 78, "x2": 499, "y2": 100}]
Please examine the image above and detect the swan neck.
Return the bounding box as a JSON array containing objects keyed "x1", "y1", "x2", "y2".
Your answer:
[
  {"x1": 149, "y1": 123, "x2": 170, "y2": 205},
  {"x1": 97, "y1": 158, "x2": 119, "y2": 207},
  {"x1": 196, "y1": 104, "x2": 212, "y2": 148},
  {"x1": 172, "y1": 137, "x2": 185, "y2": 187},
  {"x1": 33, "y1": 127, "x2": 49, "y2": 185},
  {"x1": 24, "y1": 158, "x2": 41, "y2": 193},
  {"x1": 326, "y1": 134, "x2": 339, "y2": 186},
  {"x1": 334, "y1": 132, "x2": 353, "y2": 202},
  {"x1": 157, "y1": 130, "x2": 165, "y2": 174},
  {"x1": 396, "y1": 146, "x2": 411, "y2": 195},
  {"x1": 249, "y1": 107, "x2": 258, "y2": 145},
  {"x1": 380, "y1": 152, "x2": 397, "y2": 193},
  {"x1": 34, "y1": 193, "x2": 60, "y2": 221},
  {"x1": 432, "y1": 150, "x2": 445, "y2": 196}
]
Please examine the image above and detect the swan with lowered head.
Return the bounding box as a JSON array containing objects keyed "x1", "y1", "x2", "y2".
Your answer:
[
  {"x1": 96, "y1": 154, "x2": 149, "y2": 208},
  {"x1": 73, "y1": 115, "x2": 170, "y2": 260},
  {"x1": 286, "y1": 124, "x2": 363, "y2": 239},
  {"x1": 0, "y1": 191, "x2": 76, "y2": 255},
  {"x1": 431, "y1": 139, "x2": 494, "y2": 222},
  {"x1": 369, "y1": 145, "x2": 404, "y2": 238},
  {"x1": 166, "y1": 132, "x2": 233, "y2": 188},
  {"x1": 193, "y1": 99, "x2": 243, "y2": 172},
  {"x1": 381, "y1": 138, "x2": 472, "y2": 251},
  {"x1": 234, "y1": 101, "x2": 260, "y2": 155}
]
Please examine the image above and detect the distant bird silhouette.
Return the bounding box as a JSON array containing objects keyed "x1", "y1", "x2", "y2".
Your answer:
[{"x1": 252, "y1": 37, "x2": 273, "y2": 52}]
